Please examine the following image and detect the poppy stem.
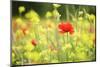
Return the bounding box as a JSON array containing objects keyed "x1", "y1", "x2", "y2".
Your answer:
[
  {"x1": 67, "y1": 33, "x2": 69, "y2": 43},
  {"x1": 63, "y1": 35, "x2": 65, "y2": 45}
]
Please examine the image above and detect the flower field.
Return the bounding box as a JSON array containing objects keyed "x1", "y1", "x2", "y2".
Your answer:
[{"x1": 12, "y1": 1, "x2": 96, "y2": 65}]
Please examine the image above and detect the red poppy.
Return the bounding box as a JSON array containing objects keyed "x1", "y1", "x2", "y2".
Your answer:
[
  {"x1": 31, "y1": 39, "x2": 37, "y2": 46},
  {"x1": 58, "y1": 21, "x2": 74, "y2": 34},
  {"x1": 21, "y1": 28, "x2": 28, "y2": 35}
]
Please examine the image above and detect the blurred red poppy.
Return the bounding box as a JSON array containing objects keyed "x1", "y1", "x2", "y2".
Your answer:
[
  {"x1": 31, "y1": 39, "x2": 37, "y2": 46},
  {"x1": 58, "y1": 21, "x2": 74, "y2": 34},
  {"x1": 21, "y1": 28, "x2": 28, "y2": 35}
]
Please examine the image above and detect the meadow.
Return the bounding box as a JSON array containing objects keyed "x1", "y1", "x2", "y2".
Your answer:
[{"x1": 12, "y1": 2, "x2": 96, "y2": 65}]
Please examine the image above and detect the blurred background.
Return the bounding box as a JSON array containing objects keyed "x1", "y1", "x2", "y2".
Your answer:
[{"x1": 12, "y1": 1, "x2": 96, "y2": 20}]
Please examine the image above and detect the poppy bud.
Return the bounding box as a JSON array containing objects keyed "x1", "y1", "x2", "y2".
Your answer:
[{"x1": 31, "y1": 39, "x2": 37, "y2": 46}]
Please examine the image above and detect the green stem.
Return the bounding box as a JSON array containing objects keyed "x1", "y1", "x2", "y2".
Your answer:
[
  {"x1": 66, "y1": 5, "x2": 69, "y2": 21},
  {"x1": 19, "y1": 13, "x2": 22, "y2": 17},
  {"x1": 67, "y1": 33, "x2": 69, "y2": 43},
  {"x1": 63, "y1": 35, "x2": 65, "y2": 45}
]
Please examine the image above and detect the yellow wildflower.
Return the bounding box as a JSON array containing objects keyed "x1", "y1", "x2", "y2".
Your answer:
[
  {"x1": 89, "y1": 14, "x2": 95, "y2": 22},
  {"x1": 45, "y1": 11, "x2": 52, "y2": 18},
  {"x1": 53, "y1": 4, "x2": 61, "y2": 8},
  {"x1": 24, "y1": 51, "x2": 40, "y2": 61},
  {"x1": 16, "y1": 18, "x2": 24, "y2": 26},
  {"x1": 52, "y1": 9, "x2": 61, "y2": 17},
  {"x1": 25, "y1": 10, "x2": 40, "y2": 23},
  {"x1": 18, "y1": 6, "x2": 25, "y2": 14},
  {"x1": 24, "y1": 40, "x2": 34, "y2": 51}
]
